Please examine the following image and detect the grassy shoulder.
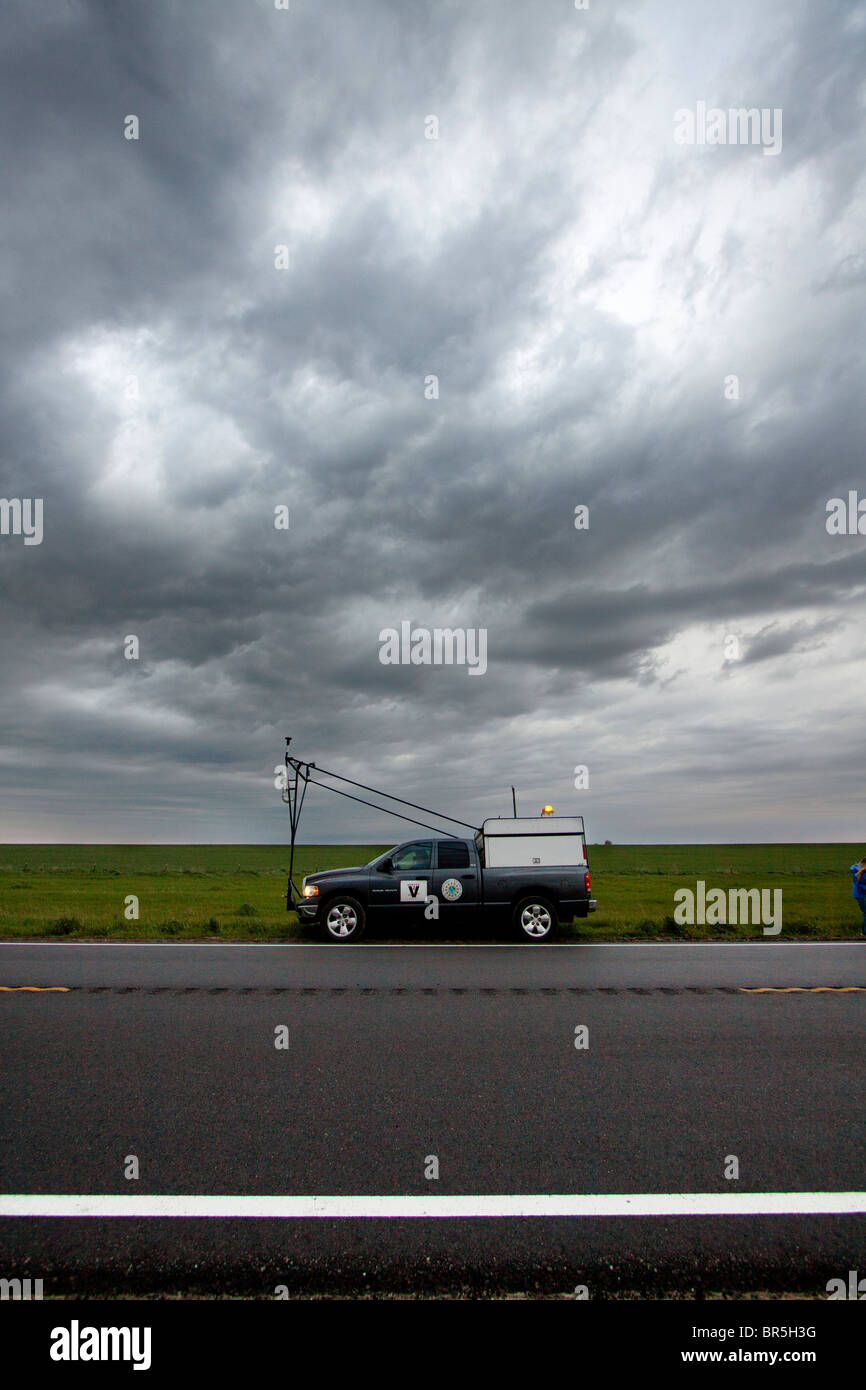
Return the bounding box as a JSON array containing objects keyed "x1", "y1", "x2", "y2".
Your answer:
[{"x1": 0, "y1": 843, "x2": 863, "y2": 943}]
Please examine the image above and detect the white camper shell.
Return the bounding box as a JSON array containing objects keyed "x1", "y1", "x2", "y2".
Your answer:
[{"x1": 476, "y1": 816, "x2": 587, "y2": 869}]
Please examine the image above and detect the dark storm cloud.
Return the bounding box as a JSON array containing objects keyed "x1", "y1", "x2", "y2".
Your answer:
[{"x1": 1, "y1": 0, "x2": 865, "y2": 842}]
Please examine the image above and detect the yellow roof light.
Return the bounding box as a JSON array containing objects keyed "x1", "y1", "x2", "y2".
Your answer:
[{"x1": 541, "y1": 805, "x2": 554, "y2": 816}]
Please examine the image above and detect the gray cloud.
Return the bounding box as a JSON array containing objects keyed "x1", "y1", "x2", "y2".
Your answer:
[{"x1": 1, "y1": 0, "x2": 865, "y2": 844}]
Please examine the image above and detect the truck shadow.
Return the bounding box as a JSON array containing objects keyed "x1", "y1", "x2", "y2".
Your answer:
[{"x1": 297, "y1": 918, "x2": 579, "y2": 946}]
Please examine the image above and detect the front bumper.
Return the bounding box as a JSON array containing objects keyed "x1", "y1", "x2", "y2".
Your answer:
[{"x1": 294, "y1": 896, "x2": 321, "y2": 922}]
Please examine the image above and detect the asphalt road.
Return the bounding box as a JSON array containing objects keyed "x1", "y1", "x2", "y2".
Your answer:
[{"x1": 2, "y1": 941, "x2": 866, "y2": 1296}]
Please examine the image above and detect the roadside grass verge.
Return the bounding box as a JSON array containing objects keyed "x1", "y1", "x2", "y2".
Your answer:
[{"x1": 0, "y1": 844, "x2": 863, "y2": 942}]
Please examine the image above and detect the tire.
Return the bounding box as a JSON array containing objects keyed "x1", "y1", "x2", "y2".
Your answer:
[
  {"x1": 320, "y1": 895, "x2": 366, "y2": 943},
  {"x1": 513, "y1": 895, "x2": 558, "y2": 942}
]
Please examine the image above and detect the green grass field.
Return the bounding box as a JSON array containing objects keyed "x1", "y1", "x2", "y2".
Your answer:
[{"x1": 0, "y1": 843, "x2": 863, "y2": 942}]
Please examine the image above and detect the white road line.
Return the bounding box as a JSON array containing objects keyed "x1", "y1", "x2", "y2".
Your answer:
[{"x1": 2, "y1": 1193, "x2": 866, "y2": 1218}]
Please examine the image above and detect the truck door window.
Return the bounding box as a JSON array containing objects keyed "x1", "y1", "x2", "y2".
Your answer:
[
  {"x1": 391, "y1": 842, "x2": 433, "y2": 871},
  {"x1": 436, "y1": 841, "x2": 470, "y2": 869}
]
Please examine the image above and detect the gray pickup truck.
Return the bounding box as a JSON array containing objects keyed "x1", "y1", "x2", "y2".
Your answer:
[{"x1": 293, "y1": 816, "x2": 597, "y2": 943}]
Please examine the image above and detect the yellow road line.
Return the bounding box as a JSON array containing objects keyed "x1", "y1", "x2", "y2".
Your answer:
[
  {"x1": 0, "y1": 986, "x2": 70, "y2": 992},
  {"x1": 740, "y1": 986, "x2": 866, "y2": 993}
]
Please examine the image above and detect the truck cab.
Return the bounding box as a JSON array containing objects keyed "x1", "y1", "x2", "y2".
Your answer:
[{"x1": 367, "y1": 838, "x2": 480, "y2": 916}]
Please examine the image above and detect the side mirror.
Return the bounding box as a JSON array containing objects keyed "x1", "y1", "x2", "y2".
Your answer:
[{"x1": 379, "y1": 857, "x2": 393, "y2": 873}]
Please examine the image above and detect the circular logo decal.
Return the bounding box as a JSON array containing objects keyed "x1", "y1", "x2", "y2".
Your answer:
[{"x1": 441, "y1": 877, "x2": 463, "y2": 901}]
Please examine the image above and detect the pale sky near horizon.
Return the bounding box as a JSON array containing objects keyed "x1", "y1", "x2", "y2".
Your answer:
[{"x1": 1, "y1": 0, "x2": 865, "y2": 844}]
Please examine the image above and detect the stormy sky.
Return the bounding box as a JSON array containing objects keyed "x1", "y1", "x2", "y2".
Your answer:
[{"x1": 1, "y1": 0, "x2": 865, "y2": 845}]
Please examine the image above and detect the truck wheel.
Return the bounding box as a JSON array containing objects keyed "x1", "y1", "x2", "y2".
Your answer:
[
  {"x1": 321, "y1": 896, "x2": 366, "y2": 943},
  {"x1": 513, "y1": 895, "x2": 557, "y2": 942}
]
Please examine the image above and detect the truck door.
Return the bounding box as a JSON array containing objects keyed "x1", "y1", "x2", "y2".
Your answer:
[
  {"x1": 375, "y1": 840, "x2": 434, "y2": 920},
  {"x1": 433, "y1": 839, "x2": 480, "y2": 916}
]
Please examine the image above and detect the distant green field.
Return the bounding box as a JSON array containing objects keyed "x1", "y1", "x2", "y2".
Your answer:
[{"x1": 0, "y1": 843, "x2": 862, "y2": 941}]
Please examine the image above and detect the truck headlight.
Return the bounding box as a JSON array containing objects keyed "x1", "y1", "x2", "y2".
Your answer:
[{"x1": 303, "y1": 884, "x2": 319, "y2": 898}]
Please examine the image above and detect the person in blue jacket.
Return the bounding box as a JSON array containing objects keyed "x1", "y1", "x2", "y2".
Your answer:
[{"x1": 851, "y1": 858, "x2": 866, "y2": 935}]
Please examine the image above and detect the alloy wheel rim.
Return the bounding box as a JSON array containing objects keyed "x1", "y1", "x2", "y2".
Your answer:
[
  {"x1": 327, "y1": 904, "x2": 357, "y2": 937},
  {"x1": 521, "y1": 903, "x2": 551, "y2": 936}
]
